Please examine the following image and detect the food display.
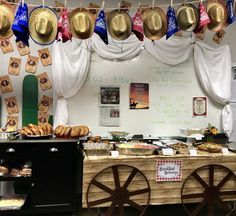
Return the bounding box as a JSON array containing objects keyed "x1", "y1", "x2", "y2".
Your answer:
[
  {"x1": 0, "y1": 160, "x2": 32, "y2": 178},
  {"x1": 196, "y1": 142, "x2": 223, "y2": 153},
  {"x1": 0, "y1": 126, "x2": 18, "y2": 140},
  {"x1": 0, "y1": 195, "x2": 26, "y2": 211},
  {"x1": 117, "y1": 142, "x2": 159, "y2": 156},
  {"x1": 169, "y1": 142, "x2": 189, "y2": 154},
  {"x1": 54, "y1": 125, "x2": 90, "y2": 138},
  {"x1": 108, "y1": 131, "x2": 129, "y2": 141},
  {"x1": 87, "y1": 136, "x2": 102, "y2": 143},
  {"x1": 83, "y1": 142, "x2": 111, "y2": 157},
  {"x1": 19, "y1": 123, "x2": 53, "y2": 137},
  {"x1": 20, "y1": 161, "x2": 32, "y2": 177}
]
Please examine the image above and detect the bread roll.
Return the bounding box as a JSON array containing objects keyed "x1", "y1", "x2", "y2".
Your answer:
[
  {"x1": 64, "y1": 126, "x2": 72, "y2": 137},
  {"x1": 38, "y1": 126, "x2": 44, "y2": 136},
  {"x1": 28, "y1": 123, "x2": 37, "y2": 129},
  {"x1": 31, "y1": 127, "x2": 40, "y2": 135},
  {"x1": 80, "y1": 125, "x2": 89, "y2": 136},
  {"x1": 54, "y1": 125, "x2": 64, "y2": 136},
  {"x1": 88, "y1": 136, "x2": 101, "y2": 142},
  {"x1": 94, "y1": 136, "x2": 101, "y2": 142},
  {"x1": 70, "y1": 126, "x2": 80, "y2": 137},
  {"x1": 58, "y1": 126, "x2": 66, "y2": 137},
  {"x1": 25, "y1": 128, "x2": 34, "y2": 135},
  {"x1": 41, "y1": 124, "x2": 48, "y2": 135},
  {"x1": 78, "y1": 126, "x2": 85, "y2": 137}
]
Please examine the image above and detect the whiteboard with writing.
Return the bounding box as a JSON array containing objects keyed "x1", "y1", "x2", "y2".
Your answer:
[{"x1": 68, "y1": 50, "x2": 223, "y2": 137}]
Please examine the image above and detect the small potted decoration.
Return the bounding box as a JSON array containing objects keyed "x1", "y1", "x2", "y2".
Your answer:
[{"x1": 204, "y1": 123, "x2": 218, "y2": 143}]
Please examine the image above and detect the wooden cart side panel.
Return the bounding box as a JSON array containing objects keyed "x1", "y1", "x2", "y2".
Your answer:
[{"x1": 82, "y1": 154, "x2": 236, "y2": 208}]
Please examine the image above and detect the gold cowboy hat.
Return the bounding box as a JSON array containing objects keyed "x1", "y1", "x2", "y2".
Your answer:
[
  {"x1": 143, "y1": 7, "x2": 167, "y2": 40},
  {"x1": 207, "y1": 0, "x2": 227, "y2": 32},
  {"x1": 29, "y1": 6, "x2": 58, "y2": 45},
  {"x1": 69, "y1": 8, "x2": 95, "y2": 40},
  {"x1": 0, "y1": 3, "x2": 14, "y2": 40},
  {"x1": 177, "y1": 3, "x2": 199, "y2": 32},
  {"x1": 107, "y1": 9, "x2": 132, "y2": 41}
]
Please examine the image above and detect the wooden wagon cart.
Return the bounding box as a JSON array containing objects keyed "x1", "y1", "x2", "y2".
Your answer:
[{"x1": 82, "y1": 152, "x2": 236, "y2": 216}]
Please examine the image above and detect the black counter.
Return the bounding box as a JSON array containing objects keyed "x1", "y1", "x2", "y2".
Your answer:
[{"x1": 0, "y1": 137, "x2": 78, "y2": 144}]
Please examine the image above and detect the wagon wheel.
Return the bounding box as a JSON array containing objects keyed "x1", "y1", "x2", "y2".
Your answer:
[
  {"x1": 86, "y1": 164, "x2": 150, "y2": 216},
  {"x1": 181, "y1": 164, "x2": 236, "y2": 216}
]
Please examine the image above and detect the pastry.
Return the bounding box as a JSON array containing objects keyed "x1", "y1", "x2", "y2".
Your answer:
[
  {"x1": 0, "y1": 166, "x2": 9, "y2": 176},
  {"x1": 88, "y1": 136, "x2": 101, "y2": 143},
  {"x1": 9, "y1": 168, "x2": 21, "y2": 177},
  {"x1": 58, "y1": 126, "x2": 66, "y2": 137},
  {"x1": 64, "y1": 126, "x2": 72, "y2": 137},
  {"x1": 80, "y1": 125, "x2": 89, "y2": 136},
  {"x1": 197, "y1": 143, "x2": 223, "y2": 153},
  {"x1": 54, "y1": 125, "x2": 64, "y2": 136},
  {"x1": 20, "y1": 168, "x2": 32, "y2": 177},
  {"x1": 39, "y1": 123, "x2": 48, "y2": 135},
  {"x1": 78, "y1": 126, "x2": 85, "y2": 137},
  {"x1": 70, "y1": 126, "x2": 80, "y2": 137},
  {"x1": 37, "y1": 126, "x2": 44, "y2": 136},
  {"x1": 24, "y1": 128, "x2": 34, "y2": 135},
  {"x1": 45, "y1": 123, "x2": 53, "y2": 134}
]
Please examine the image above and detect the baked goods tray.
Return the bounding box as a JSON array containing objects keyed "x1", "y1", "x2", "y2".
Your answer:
[
  {"x1": 0, "y1": 194, "x2": 26, "y2": 211},
  {"x1": 83, "y1": 143, "x2": 111, "y2": 156},
  {"x1": 167, "y1": 143, "x2": 190, "y2": 154},
  {"x1": 117, "y1": 147, "x2": 156, "y2": 156},
  {"x1": 194, "y1": 142, "x2": 224, "y2": 153},
  {"x1": 116, "y1": 143, "x2": 159, "y2": 156}
]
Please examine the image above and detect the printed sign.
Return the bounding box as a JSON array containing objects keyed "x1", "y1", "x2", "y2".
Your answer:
[
  {"x1": 156, "y1": 160, "x2": 182, "y2": 182},
  {"x1": 130, "y1": 83, "x2": 149, "y2": 109},
  {"x1": 193, "y1": 96, "x2": 207, "y2": 117}
]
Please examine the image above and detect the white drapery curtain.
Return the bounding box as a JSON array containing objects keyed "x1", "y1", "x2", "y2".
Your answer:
[
  {"x1": 52, "y1": 34, "x2": 232, "y2": 136},
  {"x1": 91, "y1": 34, "x2": 144, "y2": 60},
  {"x1": 144, "y1": 36, "x2": 194, "y2": 65},
  {"x1": 194, "y1": 42, "x2": 232, "y2": 136},
  {"x1": 52, "y1": 38, "x2": 92, "y2": 127}
]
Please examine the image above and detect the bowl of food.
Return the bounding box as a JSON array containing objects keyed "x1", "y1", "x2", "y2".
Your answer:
[
  {"x1": 83, "y1": 142, "x2": 111, "y2": 157},
  {"x1": 108, "y1": 131, "x2": 129, "y2": 141}
]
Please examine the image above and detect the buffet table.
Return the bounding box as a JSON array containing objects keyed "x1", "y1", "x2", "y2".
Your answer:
[{"x1": 82, "y1": 151, "x2": 236, "y2": 215}]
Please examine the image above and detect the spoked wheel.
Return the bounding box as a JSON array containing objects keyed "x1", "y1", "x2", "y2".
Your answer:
[
  {"x1": 86, "y1": 164, "x2": 150, "y2": 216},
  {"x1": 181, "y1": 164, "x2": 236, "y2": 216}
]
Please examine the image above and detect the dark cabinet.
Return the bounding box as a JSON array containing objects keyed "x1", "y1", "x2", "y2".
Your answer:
[{"x1": 0, "y1": 138, "x2": 77, "y2": 216}]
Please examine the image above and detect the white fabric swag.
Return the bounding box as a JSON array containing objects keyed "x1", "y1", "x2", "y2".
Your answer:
[
  {"x1": 52, "y1": 34, "x2": 232, "y2": 136},
  {"x1": 91, "y1": 34, "x2": 144, "y2": 60},
  {"x1": 52, "y1": 38, "x2": 92, "y2": 127},
  {"x1": 194, "y1": 42, "x2": 232, "y2": 136},
  {"x1": 144, "y1": 36, "x2": 194, "y2": 65}
]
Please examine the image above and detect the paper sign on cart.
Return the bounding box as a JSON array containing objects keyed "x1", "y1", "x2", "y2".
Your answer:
[{"x1": 156, "y1": 160, "x2": 182, "y2": 182}]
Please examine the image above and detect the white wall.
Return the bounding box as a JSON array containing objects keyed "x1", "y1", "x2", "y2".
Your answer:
[{"x1": 67, "y1": 49, "x2": 223, "y2": 136}]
